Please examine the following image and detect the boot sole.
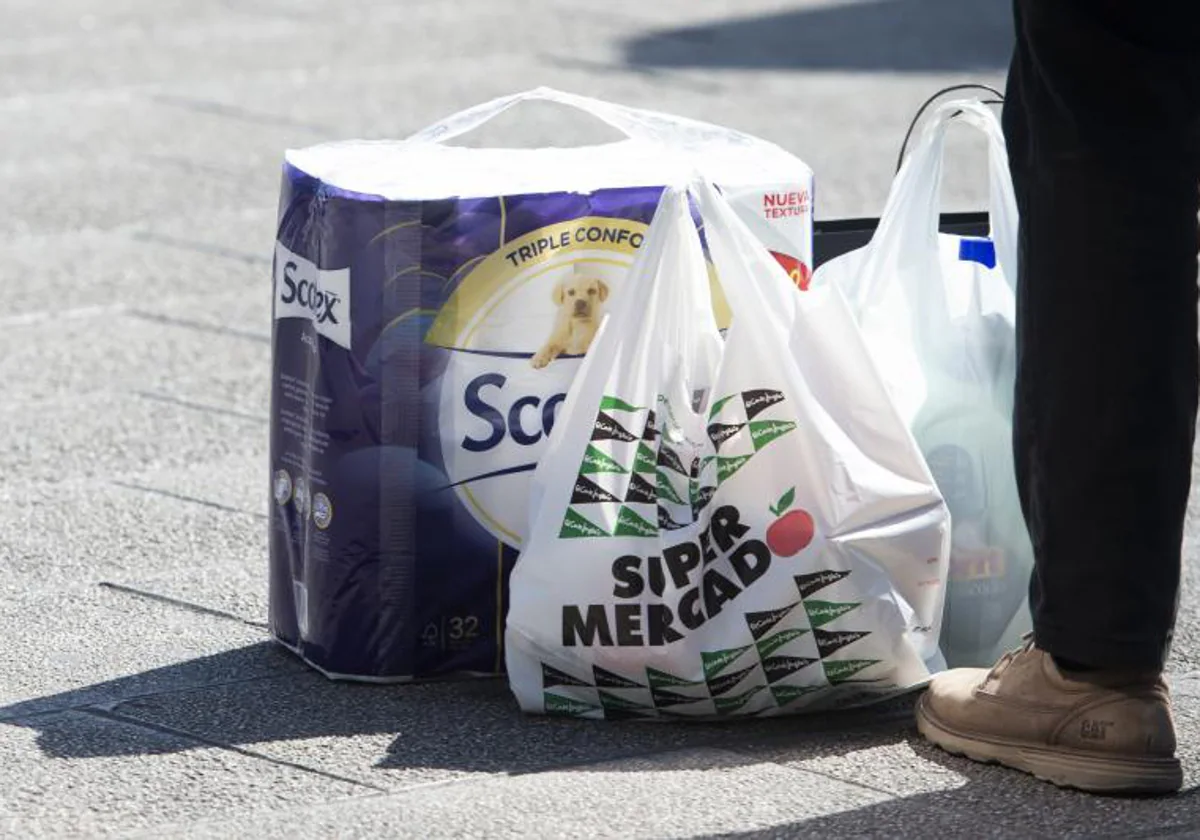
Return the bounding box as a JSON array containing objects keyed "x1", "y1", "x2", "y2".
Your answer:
[{"x1": 916, "y1": 694, "x2": 1183, "y2": 795}]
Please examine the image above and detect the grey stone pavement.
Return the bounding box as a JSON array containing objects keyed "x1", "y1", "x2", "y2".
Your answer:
[{"x1": 2, "y1": 0, "x2": 1199, "y2": 837}]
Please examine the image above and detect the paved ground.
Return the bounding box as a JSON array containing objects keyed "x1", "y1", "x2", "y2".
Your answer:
[{"x1": 2, "y1": 0, "x2": 1199, "y2": 837}]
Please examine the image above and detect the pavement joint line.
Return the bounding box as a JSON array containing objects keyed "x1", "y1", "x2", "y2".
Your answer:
[
  {"x1": 142, "y1": 152, "x2": 257, "y2": 182},
  {"x1": 78, "y1": 706, "x2": 391, "y2": 793},
  {"x1": 109, "y1": 480, "x2": 268, "y2": 520},
  {"x1": 0, "y1": 208, "x2": 274, "y2": 251},
  {"x1": 0, "y1": 47, "x2": 575, "y2": 117},
  {"x1": 1108, "y1": 818, "x2": 1200, "y2": 840},
  {"x1": 121, "y1": 768, "x2": 551, "y2": 840},
  {"x1": 743, "y1": 752, "x2": 912, "y2": 801},
  {"x1": 0, "y1": 154, "x2": 156, "y2": 181},
  {"x1": 148, "y1": 92, "x2": 334, "y2": 134},
  {"x1": 0, "y1": 467, "x2": 258, "y2": 500},
  {"x1": 494, "y1": 742, "x2": 733, "y2": 779},
  {"x1": 0, "y1": 85, "x2": 146, "y2": 112},
  {"x1": 132, "y1": 390, "x2": 268, "y2": 424},
  {"x1": 126, "y1": 744, "x2": 842, "y2": 840},
  {"x1": 124, "y1": 308, "x2": 270, "y2": 343},
  {"x1": 0, "y1": 15, "x2": 304, "y2": 60},
  {"x1": 709, "y1": 719, "x2": 920, "y2": 800},
  {"x1": 0, "y1": 303, "x2": 127, "y2": 328},
  {"x1": 0, "y1": 706, "x2": 74, "y2": 724},
  {"x1": 90, "y1": 703, "x2": 734, "y2": 809},
  {"x1": 128, "y1": 230, "x2": 271, "y2": 267},
  {"x1": 97, "y1": 581, "x2": 268, "y2": 629},
  {"x1": 0, "y1": 667, "x2": 297, "y2": 724},
  {"x1": 119, "y1": 792, "x2": 398, "y2": 840},
  {"x1": 480, "y1": 740, "x2": 898, "y2": 785},
  {"x1": 2, "y1": 51, "x2": 535, "y2": 119},
  {"x1": 0, "y1": 663, "x2": 359, "y2": 724}
]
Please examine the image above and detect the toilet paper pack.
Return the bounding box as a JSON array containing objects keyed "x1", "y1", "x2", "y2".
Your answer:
[{"x1": 268, "y1": 89, "x2": 814, "y2": 680}]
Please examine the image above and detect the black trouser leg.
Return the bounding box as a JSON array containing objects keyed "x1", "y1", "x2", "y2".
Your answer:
[{"x1": 1004, "y1": 0, "x2": 1200, "y2": 670}]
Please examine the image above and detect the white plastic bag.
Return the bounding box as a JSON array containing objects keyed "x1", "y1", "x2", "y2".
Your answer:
[
  {"x1": 814, "y1": 99, "x2": 1033, "y2": 668},
  {"x1": 504, "y1": 181, "x2": 950, "y2": 720}
]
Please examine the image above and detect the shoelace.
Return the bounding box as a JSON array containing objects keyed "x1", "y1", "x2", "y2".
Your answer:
[
  {"x1": 983, "y1": 635, "x2": 1164, "y2": 688},
  {"x1": 985, "y1": 632, "x2": 1036, "y2": 681}
]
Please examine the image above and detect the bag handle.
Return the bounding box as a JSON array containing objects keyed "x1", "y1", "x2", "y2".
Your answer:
[
  {"x1": 858, "y1": 98, "x2": 1018, "y2": 306},
  {"x1": 525, "y1": 182, "x2": 715, "y2": 535},
  {"x1": 690, "y1": 180, "x2": 800, "y2": 342},
  {"x1": 689, "y1": 177, "x2": 885, "y2": 483},
  {"x1": 617, "y1": 186, "x2": 717, "y2": 371},
  {"x1": 402, "y1": 86, "x2": 757, "y2": 150},
  {"x1": 524, "y1": 182, "x2": 683, "y2": 520},
  {"x1": 894, "y1": 84, "x2": 1005, "y2": 173}
]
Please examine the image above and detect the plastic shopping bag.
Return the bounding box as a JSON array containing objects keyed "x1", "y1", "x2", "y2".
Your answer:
[
  {"x1": 814, "y1": 99, "x2": 1033, "y2": 668},
  {"x1": 504, "y1": 181, "x2": 951, "y2": 720}
]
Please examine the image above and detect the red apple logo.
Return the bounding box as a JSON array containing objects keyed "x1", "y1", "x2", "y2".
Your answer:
[
  {"x1": 770, "y1": 251, "x2": 812, "y2": 291},
  {"x1": 765, "y1": 487, "x2": 815, "y2": 557}
]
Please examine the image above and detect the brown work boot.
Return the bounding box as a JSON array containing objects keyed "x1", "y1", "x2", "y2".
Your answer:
[{"x1": 916, "y1": 638, "x2": 1182, "y2": 795}]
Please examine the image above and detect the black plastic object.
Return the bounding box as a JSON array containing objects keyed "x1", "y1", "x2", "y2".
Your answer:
[
  {"x1": 894, "y1": 84, "x2": 1004, "y2": 173},
  {"x1": 813, "y1": 212, "x2": 989, "y2": 268}
]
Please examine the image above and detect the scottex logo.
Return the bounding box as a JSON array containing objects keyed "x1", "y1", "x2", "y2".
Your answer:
[
  {"x1": 280, "y1": 265, "x2": 340, "y2": 324},
  {"x1": 273, "y1": 242, "x2": 352, "y2": 350},
  {"x1": 434, "y1": 353, "x2": 578, "y2": 547},
  {"x1": 461, "y1": 372, "x2": 566, "y2": 452}
]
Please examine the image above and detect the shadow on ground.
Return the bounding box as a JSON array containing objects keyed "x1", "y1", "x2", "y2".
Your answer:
[
  {"x1": 621, "y1": 0, "x2": 1013, "y2": 74},
  {"x1": 703, "y1": 740, "x2": 1200, "y2": 840},
  {"x1": 3, "y1": 643, "x2": 1199, "y2": 835},
  {"x1": 0, "y1": 642, "x2": 918, "y2": 774}
]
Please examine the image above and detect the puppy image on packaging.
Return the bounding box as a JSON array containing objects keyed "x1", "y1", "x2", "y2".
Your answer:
[{"x1": 531, "y1": 263, "x2": 609, "y2": 369}]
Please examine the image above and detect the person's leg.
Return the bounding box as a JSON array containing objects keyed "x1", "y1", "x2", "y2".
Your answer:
[
  {"x1": 1005, "y1": 0, "x2": 1200, "y2": 672},
  {"x1": 916, "y1": 0, "x2": 1200, "y2": 794}
]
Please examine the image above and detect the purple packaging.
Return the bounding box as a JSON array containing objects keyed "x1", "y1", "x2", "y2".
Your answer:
[{"x1": 269, "y1": 90, "x2": 813, "y2": 680}]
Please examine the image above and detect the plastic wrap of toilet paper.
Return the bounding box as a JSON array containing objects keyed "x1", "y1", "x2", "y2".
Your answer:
[{"x1": 268, "y1": 164, "x2": 812, "y2": 680}]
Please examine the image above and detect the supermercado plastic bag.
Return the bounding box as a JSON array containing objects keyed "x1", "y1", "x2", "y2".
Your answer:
[
  {"x1": 813, "y1": 99, "x2": 1033, "y2": 668},
  {"x1": 268, "y1": 88, "x2": 815, "y2": 681},
  {"x1": 505, "y1": 181, "x2": 951, "y2": 720}
]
